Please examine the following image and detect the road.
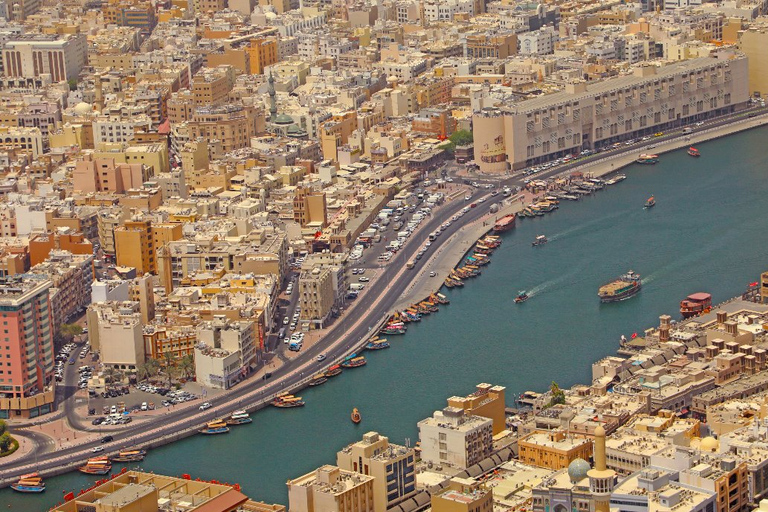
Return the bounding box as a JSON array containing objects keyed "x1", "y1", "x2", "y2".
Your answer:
[{"x1": 3, "y1": 105, "x2": 767, "y2": 483}]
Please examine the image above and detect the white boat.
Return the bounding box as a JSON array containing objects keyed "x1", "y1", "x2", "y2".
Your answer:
[{"x1": 532, "y1": 235, "x2": 548, "y2": 247}]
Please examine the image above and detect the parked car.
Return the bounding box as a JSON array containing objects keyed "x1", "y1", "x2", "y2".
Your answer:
[{"x1": 199, "y1": 402, "x2": 212, "y2": 411}]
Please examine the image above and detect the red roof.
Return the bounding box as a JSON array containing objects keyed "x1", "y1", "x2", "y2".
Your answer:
[{"x1": 687, "y1": 292, "x2": 712, "y2": 301}]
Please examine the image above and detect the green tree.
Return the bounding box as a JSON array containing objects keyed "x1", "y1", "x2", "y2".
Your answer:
[
  {"x1": 0, "y1": 419, "x2": 6, "y2": 435},
  {"x1": 103, "y1": 366, "x2": 123, "y2": 385},
  {"x1": 162, "y1": 352, "x2": 178, "y2": 387},
  {"x1": 438, "y1": 129, "x2": 474, "y2": 157},
  {"x1": 0, "y1": 432, "x2": 11, "y2": 452},
  {"x1": 547, "y1": 381, "x2": 566, "y2": 408},
  {"x1": 179, "y1": 354, "x2": 195, "y2": 380},
  {"x1": 67, "y1": 78, "x2": 78, "y2": 91},
  {"x1": 58, "y1": 323, "x2": 84, "y2": 344}
]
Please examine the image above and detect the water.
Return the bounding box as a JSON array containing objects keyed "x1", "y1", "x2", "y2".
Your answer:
[{"x1": 5, "y1": 126, "x2": 768, "y2": 510}]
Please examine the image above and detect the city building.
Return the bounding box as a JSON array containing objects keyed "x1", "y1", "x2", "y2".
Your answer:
[
  {"x1": 88, "y1": 301, "x2": 145, "y2": 371},
  {"x1": 337, "y1": 431, "x2": 417, "y2": 511},
  {"x1": 431, "y1": 478, "x2": 493, "y2": 512},
  {"x1": 518, "y1": 430, "x2": 594, "y2": 470},
  {"x1": 287, "y1": 465, "x2": 375, "y2": 512},
  {"x1": 447, "y1": 383, "x2": 507, "y2": 435},
  {"x1": 298, "y1": 267, "x2": 334, "y2": 329},
  {"x1": 195, "y1": 318, "x2": 258, "y2": 389},
  {"x1": 114, "y1": 219, "x2": 156, "y2": 275},
  {"x1": 2, "y1": 33, "x2": 87, "y2": 82},
  {"x1": 0, "y1": 277, "x2": 55, "y2": 419},
  {"x1": 293, "y1": 187, "x2": 327, "y2": 228},
  {"x1": 418, "y1": 407, "x2": 494, "y2": 469}
]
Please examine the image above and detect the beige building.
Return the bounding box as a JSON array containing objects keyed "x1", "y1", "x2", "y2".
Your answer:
[
  {"x1": 299, "y1": 267, "x2": 334, "y2": 328},
  {"x1": 447, "y1": 383, "x2": 507, "y2": 435},
  {"x1": 114, "y1": 219, "x2": 156, "y2": 275},
  {"x1": 418, "y1": 407, "x2": 494, "y2": 469},
  {"x1": 738, "y1": 22, "x2": 768, "y2": 98},
  {"x1": 337, "y1": 432, "x2": 417, "y2": 512},
  {"x1": 431, "y1": 478, "x2": 493, "y2": 512},
  {"x1": 195, "y1": 318, "x2": 259, "y2": 389},
  {"x1": 188, "y1": 104, "x2": 264, "y2": 156},
  {"x1": 3, "y1": 33, "x2": 87, "y2": 82},
  {"x1": 473, "y1": 55, "x2": 750, "y2": 172},
  {"x1": 293, "y1": 187, "x2": 327, "y2": 228},
  {"x1": 287, "y1": 465, "x2": 375, "y2": 512},
  {"x1": 88, "y1": 301, "x2": 145, "y2": 371},
  {"x1": 518, "y1": 430, "x2": 593, "y2": 470}
]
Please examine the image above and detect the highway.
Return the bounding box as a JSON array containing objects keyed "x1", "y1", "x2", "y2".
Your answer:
[{"x1": 3, "y1": 105, "x2": 767, "y2": 484}]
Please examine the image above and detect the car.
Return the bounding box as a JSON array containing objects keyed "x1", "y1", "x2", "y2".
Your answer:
[
  {"x1": 283, "y1": 316, "x2": 289, "y2": 325},
  {"x1": 92, "y1": 446, "x2": 104, "y2": 453},
  {"x1": 358, "y1": 277, "x2": 370, "y2": 282},
  {"x1": 110, "y1": 405, "x2": 117, "y2": 414},
  {"x1": 429, "y1": 271, "x2": 436, "y2": 277},
  {"x1": 100, "y1": 435, "x2": 114, "y2": 444},
  {"x1": 351, "y1": 268, "x2": 359, "y2": 275},
  {"x1": 470, "y1": 203, "x2": 477, "y2": 208},
  {"x1": 478, "y1": 197, "x2": 486, "y2": 203},
  {"x1": 317, "y1": 354, "x2": 327, "y2": 362},
  {"x1": 92, "y1": 417, "x2": 104, "y2": 425},
  {"x1": 464, "y1": 195, "x2": 471, "y2": 201},
  {"x1": 199, "y1": 402, "x2": 212, "y2": 411},
  {"x1": 141, "y1": 402, "x2": 148, "y2": 411},
  {"x1": 654, "y1": 132, "x2": 664, "y2": 137}
]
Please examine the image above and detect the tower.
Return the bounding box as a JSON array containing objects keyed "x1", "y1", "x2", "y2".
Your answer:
[
  {"x1": 588, "y1": 425, "x2": 616, "y2": 512},
  {"x1": 268, "y1": 70, "x2": 277, "y2": 122}
]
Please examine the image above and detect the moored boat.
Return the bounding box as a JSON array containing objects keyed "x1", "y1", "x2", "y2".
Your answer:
[
  {"x1": 324, "y1": 365, "x2": 342, "y2": 378},
  {"x1": 606, "y1": 174, "x2": 627, "y2": 185},
  {"x1": 598, "y1": 270, "x2": 642, "y2": 303},
  {"x1": 637, "y1": 154, "x2": 659, "y2": 164},
  {"x1": 272, "y1": 394, "x2": 305, "y2": 408},
  {"x1": 79, "y1": 458, "x2": 112, "y2": 475},
  {"x1": 341, "y1": 355, "x2": 367, "y2": 368},
  {"x1": 366, "y1": 339, "x2": 390, "y2": 350},
  {"x1": 493, "y1": 214, "x2": 516, "y2": 233},
  {"x1": 309, "y1": 373, "x2": 328, "y2": 386},
  {"x1": 11, "y1": 473, "x2": 45, "y2": 493},
  {"x1": 351, "y1": 407, "x2": 362, "y2": 424},
  {"x1": 680, "y1": 292, "x2": 712, "y2": 318},
  {"x1": 226, "y1": 410, "x2": 252, "y2": 425},
  {"x1": 687, "y1": 146, "x2": 700, "y2": 157},
  {"x1": 532, "y1": 235, "x2": 547, "y2": 247},
  {"x1": 200, "y1": 420, "x2": 230, "y2": 434},
  {"x1": 109, "y1": 449, "x2": 147, "y2": 462}
]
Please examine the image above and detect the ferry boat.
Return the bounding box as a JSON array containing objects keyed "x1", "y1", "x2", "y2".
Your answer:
[
  {"x1": 341, "y1": 355, "x2": 367, "y2": 368},
  {"x1": 687, "y1": 146, "x2": 700, "y2": 157},
  {"x1": 200, "y1": 420, "x2": 230, "y2": 435},
  {"x1": 680, "y1": 292, "x2": 712, "y2": 318},
  {"x1": 636, "y1": 154, "x2": 659, "y2": 164},
  {"x1": 493, "y1": 214, "x2": 516, "y2": 233},
  {"x1": 10, "y1": 473, "x2": 45, "y2": 493},
  {"x1": 366, "y1": 339, "x2": 390, "y2": 350},
  {"x1": 532, "y1": 235, "x2": 548, "y2": 247},
  {"x1": 309, "y1": 373, "x2": 328, "y2": 386},
  {"x1": 79, "y1": 457, "x2": 112, "y2": 475},
  {"x1": 644, "y1": 196, "x2": 655, "y2": 209},
  {"x1": 380, "y1": 323, "x2": 406, "y2": 335},
  {"x1": 272, "y1": 394, "x2": 305, "y2": 408},
  {"x1": 351, "y1": 408, "x2": 362, "y2": 424},
  {"x1": 109, "y1": 449, "x2": 147, "y2": 463},
  {"x1": 514, "y1": 291, "x2": 529, "y2": 304},
  {"x1": 226, "y1": 410, "x2": 252, "y2": 425},
  {"x1": 324, "y1": 365, "x2": 342, "y2": 378},
  {"x1": 598, "y1": 270, "x2": 642, "y2": 303},
  {"x1": 606, "y1": 174, "x2": 627, "y2": 185}
]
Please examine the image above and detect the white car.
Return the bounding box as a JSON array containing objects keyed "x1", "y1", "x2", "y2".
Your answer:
[
  {"x1": 478, "y1": 197, "x2": 486, "y2": 203},
  {"x1": 199, "y1": 402, "x2": 212, "y2": 411},
  {"x1": 91, "y1": 446, "x2": 104, "y2": 453},
  {"x1": 317, "y1": 354, "x2": 327, "y2": 362},
  {"x1": 359, "y1": 277, "x2": 370, "y2": 282}
]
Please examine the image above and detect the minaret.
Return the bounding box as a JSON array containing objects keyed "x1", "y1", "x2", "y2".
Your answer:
[
  {"x1": 268, "y1": 70, "x2": 277, "y2": 122},
  {"x1": 588, "y1": 425, "x2": 616, "y2": 512}
]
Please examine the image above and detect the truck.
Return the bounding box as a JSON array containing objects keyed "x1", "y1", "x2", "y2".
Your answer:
[
  {"x1": 397, "y1": 230, "x2": 410, "y2": 239},
  {"x1": 406, "y1": 260, "x2": 416, "y2": 269},
  {"x1": 350, "y1": 283, "x2": 366, "y2": 291}
]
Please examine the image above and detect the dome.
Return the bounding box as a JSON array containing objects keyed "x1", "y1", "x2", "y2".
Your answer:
[
  {"x1": 274, "y1": 113, "x2": 293, "y2": 125},
  {"x1": 568, "y1": 458, "x2": 591, "y2": 483},
  {"x1": 700, "y1": 437, "x2": 719, "y2": 452},
  {"x1": 73, "y1": 102, "x2": 91, "y2": 115}
]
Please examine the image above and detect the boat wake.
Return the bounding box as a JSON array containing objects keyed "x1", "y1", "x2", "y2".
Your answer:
[
  {"x1": 527, "y1": 265, "x2": 592, "y2": 298},
  {"x1": 548, "y1": 209, "x2": 629, "y2": 242}
]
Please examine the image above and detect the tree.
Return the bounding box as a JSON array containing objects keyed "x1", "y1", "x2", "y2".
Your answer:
[
  {"x1": 179, "y1": 354, "x2": 195, "y2": 380},
  {"x1": 68, "y1": 78, "x2": 78, "y2": 91},
  {"x1": 439, "y1": 129, "x2": 474, "y2": 157},
  {"x1": 0, "y1": 432, "x2": 12, "y2": 452},
  {"x1": 162, "y1": 352, "x2": 178, "y2": 387},
  {"x1": 0, "y1": 419, "x2": 6, "y2": 435},
  {"x1": 58, "y1": 323, "x2": 84, "y2": 344},
  {"x1": 103, "y1": 366, "x2": 123, "y2": 385},
  {"x1": 547, "y1": 381, "x2": 566, "y2": 408}
]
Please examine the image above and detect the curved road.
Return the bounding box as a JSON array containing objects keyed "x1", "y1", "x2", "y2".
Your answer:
[{"x1": 3, "y1": 106, "x2": 766, "y2": 483}]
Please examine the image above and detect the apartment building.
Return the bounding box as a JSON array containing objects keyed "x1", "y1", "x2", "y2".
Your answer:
[
  {"x1": 0, "y1": 277, "x2": 55, "y2": 419},
  {"x1": 195, "y1": 318, "x2": 258, "y2": 389},
  {"x1": 337, "y1": 431, "x2": 417, "y2": 511},
  {"x1": 192, "y1": 66, "x2": 236, "y2": 106},
  {"x1": 293, "y1": 187, "x2": 327, "y2": 228},
  {"x1": 31, "y1": 251, "x2": 94, "y2": 333},
  {"x1": 418, "y1": 407, "x2": 494, "y2": 469},
  {"x1": 73, "y1": 155, "x2": 150, "y2": 194},
  {"x1": 287, "y1": 465, "x2": 375, "y2": 512},
  {"x1": 431, "y1": 478, "x2": 493, "y2": 512},
  {"x1": 3, "y1": 33, "x2": 87, "y2": 82},
  {"x1": 114, "y1": 219, "x2": 156, "y2": 275},
  {"x1": 299, "y1": 267, "x2": 334, "y2": 329},
  {"x1": 473, "y1": 56, "x2": 750, "y2": 173},
  {"x1": 89, "y1": 301, "x2": 145, "y2": 371},
  {"x1": 0, "y1": 126, "x2": 43, "y2": 158},
  {"x1": 518, "y1": 430, "x2": 594, "y2": 470},
  {"x1": 247, "y1": 37, "x2": 278, "y2": 75},
  {"x1": 188, "y1": 104, "x2": 264, "y2": 155},
  {"x1": 447, "y1": 383, "x2": 507, "y2": 435},
  {"x1": 465, "y1": 32, "x2": 517, "y2": 59}
]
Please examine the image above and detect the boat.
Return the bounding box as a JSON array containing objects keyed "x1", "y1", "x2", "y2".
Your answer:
[
  {"x1": 644, "y1": 196, "x2": 655, "y2": 209},
  {"x1": 517, "y1": 391, "x2": 541, "y2": 407},
  {"x1": 341, "y1": 355, "x2": 367, "y2": 368},
  {"x1": 532, "y1": 235, "x2": 547, "y2": 247},
  {"x1": 109, "y1": 449, "x2": 146, "y2": 462},
  {"x1": 636, "y1": 154, "x2": 659, "y2": 164},
  {"x1": 687, "y1": 146, "x2": 700, "y2": 157},
  {"x1": 10, "y1": 473, "x2": 45, "y2": 493},
  {"x1": 324, "y1": 364, "x2": 342, "y2": 378},
  {"x1": 351, "y1": 407, "x2": 362, "y2": 424},
  {"x1": 680, "y1": 292, "x2": 712, "y2": 318},
  {"x1": 598, "y1": 270, "x2": 642, "y2": 303},
  {"x1": 493, "y1": 214, "x2": 516, "y2": 233},
  {"x1": 79, "y1": 458, "x2": 112, "y2": 475},
  {"x1": 272, "y1": 394, "x2": 305, "y2": 408},
  {"x1": 606, "y1": 174, "x2": 627, "y2": 185},
  {"x1": 308, "y1": 373, "x2": 328, "y2": 386},
  {"x1": 226, "y1": 410, "x2": 252, "y2": 425},
  {"x1": 514, "y1": 291, "x2": 529, "y2": 304},
  {"x1": 200, "y1": 420, "x2": 230, "y2": 434},
  {"x1": 366, "y1": 339, "x2": 390, "y2": 350}
]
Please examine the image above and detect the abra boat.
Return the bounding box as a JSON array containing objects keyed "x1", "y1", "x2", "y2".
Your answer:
[
  {"x1": 493, "y1": 214, "x2": 516, "y2": 233},
  {"x1": 514, "y1": 291, "x2": 529, "y2": 304},
  {"x1": 644, "y1": 196, "x2": 655, "y2": 209},
  {"x1": 309, "y1": 373, "x2": 328, "y2": 386},
  {"x1": 110, "y1": 449, "x2": 146, "y2": 462},
  {"x1": 200, "y1": 420, "x2": 230, "y2": 434},
  {"x1": 324, "y1": 364, "x2": 342, "y2": 378},
  {"x1": 226, "y1": 410, "x2": 252, "y2": 425},
  {"x1": 272, "y1": 394, "x2": 305, "y2": 408},
  {"x1": 606, "y1": 174, "x2": 627, "y2": 185},
  {"x1": 351, "y1": 408, "x2": 362, "y2": 424},
  {"x1": 598, "y1": 270, "x2": 641, "y2": 303},
  {"x1": 687, "y1": 146, "x2": 700, "y2": 157},
  {"x1": 341, "y1": 355, "x2": 367, "y2": 368},
  {"x1": 532, "y1": 235, "x2": 547, "y2": 247},
  {"x1": 636, "y1": 154, "x2": 659, "y2": 164},
  {"x1": 680, "y1": 292, "x2": 712, "y2": 318},
  {"x1": 10, "y1": 473, "x2": 45, "y2": 493},
  {"x1": 366, "y1": 340, "x2": 390, "y2": 350},
  {"x1": 79, "y1": 458, "x2": 112, "y2": 475}
]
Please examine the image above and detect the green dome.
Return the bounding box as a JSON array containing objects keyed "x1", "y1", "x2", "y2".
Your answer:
[
  {"x1": 287, "y1": 124, "x2": 302, "y2": 133},
  {"x1": 568, "y1": 458, "x2": 590, "y2": 483},
  {"x1": 274, "y1": 114, "x2": 294, "y2": 125}
]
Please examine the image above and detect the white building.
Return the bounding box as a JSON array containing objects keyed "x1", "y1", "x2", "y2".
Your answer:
[
  {"x1": 423, "y1": 0, "x2": 475, "y2": 21},
  {"x1": 3, "y1": 33, "x2": 87, "y2": 82},
  {"x1": 93, "y1": 115, "x2": 153, "y2": 146},
  {"x1": 90, "y1": 302, "x2": 146, "y2": 371},
  {"x1": 518, "y1": 26, "x2": 558, "y2": 55},
  {"x1": 418, "y1": 407, "x2": 494, "y2": 469},
  {"x1": 195, "y1": 318, "x2": 258, "y2": 389}
]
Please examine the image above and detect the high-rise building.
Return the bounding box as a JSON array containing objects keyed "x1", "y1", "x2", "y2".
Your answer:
[
  {"x1": 293, "y1": 187, "x2": 327, "y2": 228},
  {"x1": 248, "y1": 37, "x2": 278, "y2": 75},
  {"x1": 298, "y1": 267, "x2": 334, "y2": 329},
  {"x1": 287, "y1": 465, "x2": 375, "y2": 512},
  {"x1": 114, "y1": 219, "x2": 156, "y2": 275},
  {"x1": 0, "y1": 277, "x2": 55, "y2": 419},
  {"x1": 337, "y1": 431, "x2": 417, "y2": 511},
  {"x1": 2, "y1": 33, "x2": 87, "y2": 82},
  {"x1": 418, "y1": 407, "x2": 494, "y2": 469}
]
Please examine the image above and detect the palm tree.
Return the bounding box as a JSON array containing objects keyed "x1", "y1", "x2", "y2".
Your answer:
[
  {"x1": 103, "y1": 366, "x2": 123, "y2": 385},
  {"x1": 162, "y1": 352, "x2": 177, "y2": 388},
  {"x1": 179, "y1": 354, "x2": 195, "y2": 380},
  {"x1": 137, "y1": 362, "x2": 152, "y2": 383}
]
